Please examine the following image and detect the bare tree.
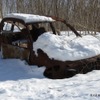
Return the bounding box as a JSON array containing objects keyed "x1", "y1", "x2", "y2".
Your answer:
[
  {"x1": 1, "y1": 0, "x2": 100, "y2": 32},
  {"x1": 0, "y1": 0, "x2": 3, "y2": 18}
]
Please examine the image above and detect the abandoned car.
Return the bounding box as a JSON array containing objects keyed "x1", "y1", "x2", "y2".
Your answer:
[{"x1": 0, "y1": 13, "x2": 100, "y2": 79}]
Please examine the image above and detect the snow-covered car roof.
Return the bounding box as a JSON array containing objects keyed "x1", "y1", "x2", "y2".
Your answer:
[
  {"x1": 1, "y1": 13, "x2": 81, "y2": 37},
  {"x1": 4, "y1": 13, "x2": 55, "y2": 24}
]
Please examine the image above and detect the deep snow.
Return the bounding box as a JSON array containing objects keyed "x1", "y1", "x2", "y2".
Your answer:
[
  {"x1": 0, "y1": 56, "x2": 100, "y2": 100},
  {"x1": 0, "y1": 13, "x2": 100, "y2": 100},
  {"x1": 33, "y1": 32, "x2": 100, "y2": 61},
  {"x1": 0, "y1": 32, "x2": 100, "y2": 100}
]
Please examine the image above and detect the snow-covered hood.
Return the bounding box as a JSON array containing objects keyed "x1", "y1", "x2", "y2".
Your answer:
[{"x1": 33, "y1": 32, "x2": 100, "y2": 61}]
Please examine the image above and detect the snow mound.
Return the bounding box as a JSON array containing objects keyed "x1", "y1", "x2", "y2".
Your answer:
[
  {"x1": 33, "y1": 32, "x2": 100, "y2": 61},
  {"x1": 0, "y1": 58, "x2": 45, "y2": 81},
  {"x1": 0, "y1": 32, "x2": 100, "y2": 100}
]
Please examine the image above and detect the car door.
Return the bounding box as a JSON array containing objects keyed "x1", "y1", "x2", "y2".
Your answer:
[{"x1": 0, "y1": 20, "x2": 30, "y2": 61}]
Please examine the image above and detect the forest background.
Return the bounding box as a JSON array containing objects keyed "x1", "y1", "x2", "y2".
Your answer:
[{"x1": 0, "y1": 0, "x2": 100, "y2": 32}]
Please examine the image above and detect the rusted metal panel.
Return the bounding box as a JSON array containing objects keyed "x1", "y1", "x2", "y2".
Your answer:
[
  {"x1": 28, "y1": 49, "x2": 100, "y2": 79},
  {"x1": 1, "y1": 43, "x2": 30, "y2": 60}
]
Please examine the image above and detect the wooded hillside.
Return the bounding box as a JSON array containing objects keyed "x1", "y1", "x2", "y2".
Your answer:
[{"x1": 0, "y1": 0, "x2": 100, "y2": 31}]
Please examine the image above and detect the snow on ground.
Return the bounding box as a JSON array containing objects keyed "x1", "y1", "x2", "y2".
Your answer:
[
  {"x1": 33, "y1": 32, "x2": 100, "y2": 61},
  {"x1": 0, "y1": 33, "x2": 100, "y2": 100},
  {"x1": 0, "y1": 55, "x2": 100, "y2": 100},
  {"x1": 0, "y1": 51, "x2": 45, "y2": 81}
]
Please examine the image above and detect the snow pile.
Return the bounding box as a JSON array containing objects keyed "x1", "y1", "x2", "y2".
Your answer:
[
  {"x1": 0, "y1": 71, "x2": 100, "y2": 100},
  {"x1": 0, "y1": 59, "x2": 45, "y2": 81},
  {"x1": 5, "y1": 13, "x2": 55, "y2": 23},
  {"x1": 0, "y1": 31, "x2": 100, "y2": 99},
  {"x1": 33, "y1": 32, "x2": 100, "y2": 61},
  {"x1": 0, "y1": 57, "x2": 100, "y2": 100}
]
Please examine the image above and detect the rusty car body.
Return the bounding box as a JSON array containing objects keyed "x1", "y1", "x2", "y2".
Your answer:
[{"x1": 0, "y1": 13, "x2": 100, "y2": 79}]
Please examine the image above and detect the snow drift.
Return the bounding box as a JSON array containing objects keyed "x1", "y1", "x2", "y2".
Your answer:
[
  {"x1": 0, "y1": 31, "x2": 100, "y2": 99},
  {"x1": 0, "y1": 56, "x2": 100, "y2": 100},
  {"x1": 33, "y1": 32, "x2": 100, "y2": 61}
]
